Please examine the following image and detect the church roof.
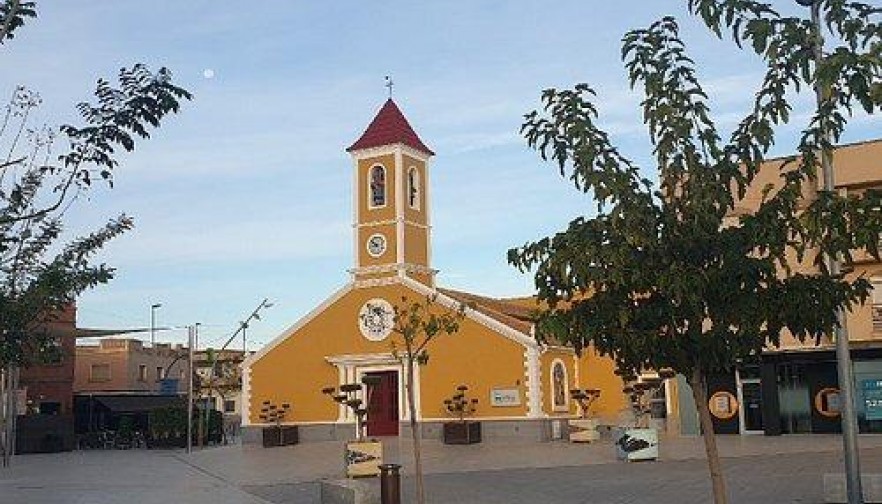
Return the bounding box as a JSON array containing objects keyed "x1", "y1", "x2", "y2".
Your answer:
[
  {"x1": 439, "y1": 288, "x2": 537, "y2": 335},
  {"x1": 347, "y1": 99, "x2": 435, "y2": 156}
]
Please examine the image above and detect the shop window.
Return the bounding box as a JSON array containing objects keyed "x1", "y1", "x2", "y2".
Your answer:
[
  {"x1": 872, "y1": 277, "x2": 882, "y2": 332},
  {"x1": 39, "y1": 401, "x2": 61, "y2": 415},
  {"x1": 89, "y1": 363, "x2": 111, "y2": 382},
  {"x1": 369, "y1": 165, "x2": 386, "y2": 207},
  {"x1": 224, "y1": 400, "x2": 236, "y2": 413}
]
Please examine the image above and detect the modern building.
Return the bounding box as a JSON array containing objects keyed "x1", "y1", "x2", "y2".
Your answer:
[
  {"x1": 675, "y1": 139, "x2": 882, "y2": 436},
  {"x1": 241, "y1": 99, "x2": 628, "y2": 443}
]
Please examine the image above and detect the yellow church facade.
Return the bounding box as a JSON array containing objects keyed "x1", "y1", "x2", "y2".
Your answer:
[{"x1": 241, "y1": 99, "x2": 627, "y2": 442}]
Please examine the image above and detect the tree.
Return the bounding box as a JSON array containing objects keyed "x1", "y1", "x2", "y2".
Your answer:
[
  {"x1": 0, "y1": 1, "x2": 191, "y2": 466},
  {"x1": 386, "y1": 295, "x2": 464, "y2": 504},
  {"x1": 508, "y1": 2, "x2": 881, "y2": 503}
]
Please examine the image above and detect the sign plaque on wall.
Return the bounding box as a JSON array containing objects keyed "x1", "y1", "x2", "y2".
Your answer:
[
  {"x1": 490, "y1": 388, "x2": 521, "y2": 407},
  {"x1": 862, "y1": 379, "x2": 882, "y2": 420}
]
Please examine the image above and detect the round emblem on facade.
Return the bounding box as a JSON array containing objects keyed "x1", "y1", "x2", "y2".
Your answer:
[
  {"x1": 358, "y1": 298, "x2": 394, "y2": 341},
  {"x1": 708, "y1": 391, "x2": 738, "y2": 420},
  {"x1": 366, "y1": 233, "x2": 387, "y2": 258},
  {"x1": 814, "y1": 387, "x2": 841, "y2": 418}
]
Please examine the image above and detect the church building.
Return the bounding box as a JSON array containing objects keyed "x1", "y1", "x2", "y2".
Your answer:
[{"x1": 240, "y1": 99, "x2": 627, "y2": 442}]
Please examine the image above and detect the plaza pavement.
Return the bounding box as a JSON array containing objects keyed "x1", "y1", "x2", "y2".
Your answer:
[{"x1": 3, "y1": 434, "x2": 882, "y2": 503}]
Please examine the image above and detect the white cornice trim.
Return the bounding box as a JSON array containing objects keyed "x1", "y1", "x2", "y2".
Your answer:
[
  {"x1": 241, "y1": 283, "x2": 354, "y2": 369},
  {"x1": 350, "y1": 263, "x2": 439, "y2": 275},
  {"x1": 350, "y1": 143, "x2": 432, "y2": 163},
  {"x1": 325, "y1": 353, "x2": 401, "y2": 366},
  {"x1": 399, "y1": 276, "x2": 537, "y2": 349},
  {"x1": 353, "y1": 277, "x2": 402, "y2": 289},
  {"x1": 354, "y1": 218, "x2": 430, "y2": 230}
]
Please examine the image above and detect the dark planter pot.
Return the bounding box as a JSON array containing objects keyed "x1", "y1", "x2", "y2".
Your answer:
[
  {"x1": 262, "y1": 426, "x2": 299, "y2": 448},
  {"x1": 442, "y1": 421, "x2": 482, "y2": 445}
]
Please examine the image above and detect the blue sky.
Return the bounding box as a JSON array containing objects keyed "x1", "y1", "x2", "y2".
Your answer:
[{"x1": 1, "y1": 1, "x2": 878, "y2": 351}]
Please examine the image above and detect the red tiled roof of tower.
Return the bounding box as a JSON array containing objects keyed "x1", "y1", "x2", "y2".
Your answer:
[{"x1": 347, "y1": 99, "x2": 435, "y2": 156}]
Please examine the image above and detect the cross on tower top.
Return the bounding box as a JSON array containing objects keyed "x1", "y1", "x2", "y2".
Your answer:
[{"x1": 384, "y1": 75, "x2": 394, "y2": 99}]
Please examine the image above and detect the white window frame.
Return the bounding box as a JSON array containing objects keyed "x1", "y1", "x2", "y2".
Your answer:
[
  {"x1": 550, "y1": 358, "x2": 570, "y2": 412},
  {"x1": 407, "y1": 166, "x2": 420, "y2": 211},
  {"x1": 367, "y1": 164, "x2": 387, "y2": 209}
]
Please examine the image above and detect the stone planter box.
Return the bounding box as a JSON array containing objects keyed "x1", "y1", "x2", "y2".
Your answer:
[
  {"x1": 568, "y1": 418, "x2": 599, "y2": 443},
  {"x1": 442, "y1": 421, "x2": 482, "y2": 445},
  {"x1": 345, "y1": 440, "x2": 383, "y2": 478},
  {"x1": 614, "y1": 427, "x2": 658, "y2": 461},
  {"x1": 262, "y1": 426, "x2": 299, "y2": 448}
]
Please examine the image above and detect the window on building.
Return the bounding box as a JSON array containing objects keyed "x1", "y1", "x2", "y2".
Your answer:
[
  {"x1": 156, "y1": 366, "x2": 164, "y2": 381},
  {"x1": 138, "y1": 365, "x2": 147, "y2": 382},
  {"x1": 408, "y1": 167, "x2": 420, "y2": 210},
  {"x1": 872, "y1": 278, "x2": 882, "y2": 333},
  {"x1": 40, "y1": 337, "x2": 64, "y2": 365},
  {"x1": 89, "y1": 363, "x2": 111, "y2": 382},
  {"x1": 224, "y1": 400, "x2": 236, "y2": 413},
  {"x1": 369, "y1": 165, "x2": 386, "y2": 207}
]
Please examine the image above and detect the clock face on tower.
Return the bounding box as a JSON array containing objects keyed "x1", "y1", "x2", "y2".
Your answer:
[
  {"x1": 366, "y1": 233, "x2": 387, "y2": 258},
  {"x1": 358, "y1": 298, "x2": 394, "y2": 341}
]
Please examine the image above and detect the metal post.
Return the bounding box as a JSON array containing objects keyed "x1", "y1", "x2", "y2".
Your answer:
[
  {"x1": 150, "y1": 303, "x2": 161, "y2": 349},
  {"x1": 802, "y1": 1, "x2": 863, "y2": 501},
  {"x1": 187, "y1": 326, "x2": 194, "y2": 455},
  {"x1": 379, "y1": 463, "x2": 401, "y2": 504}
]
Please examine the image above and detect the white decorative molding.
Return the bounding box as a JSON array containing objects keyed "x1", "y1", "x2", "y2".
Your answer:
[
  {"x1": 351, "y1": 157, "x2": 359, "y2": 270},
  {"x1": 326, "y1": 353, "x2": 400, "y2": 366},
  {"x1": 395, "y1": 147, "x2": 405, "y2": 265},
  {"x1": 242, "y1": 283, "x2": 354, "y2": 368},
  {"x1": 350, "y1": 143, "x2": 431, "y2": 164},
  {"x1": 525, "y1": 346, "x2": 542, "y2": 418},
  {"x1": 425, "y1": 157, "x2": 434, "y2": 287},
  {"x1": 357, "y1": 298, "x2": 395, "y2": 341},
  {"x1": 349, "y1": 262, "x2": 439, "y2": 276},
  {"x1": 353, "y1": 277, "x2": 402, "y2": 289}
]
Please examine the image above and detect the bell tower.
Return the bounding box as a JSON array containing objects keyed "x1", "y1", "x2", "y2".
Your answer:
[{"x1": 347, "y1": 99, "x2": 436, "y2": 286}]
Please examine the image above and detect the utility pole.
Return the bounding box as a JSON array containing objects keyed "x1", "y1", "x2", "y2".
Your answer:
[
  {"x1": 795, "y1": 1, "x2": 863, "y2": 501},
  {"x1": 186, "y1": 326, "x2": 194, "y2": 455},
  {"x1": 150, "y1": 303, "x2": 162, "y2": 348}
]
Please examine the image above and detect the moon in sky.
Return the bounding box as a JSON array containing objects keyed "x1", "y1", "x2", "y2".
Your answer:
[{"x1": 202, "y1": 69, "x2": 215, "y2": 79}]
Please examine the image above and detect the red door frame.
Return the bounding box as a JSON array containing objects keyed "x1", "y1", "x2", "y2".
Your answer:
[{"x1": 365, "y1": 370, "x2": 399, "y2": 436}]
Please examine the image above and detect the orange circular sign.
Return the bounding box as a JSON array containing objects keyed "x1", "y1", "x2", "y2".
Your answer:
[
  {"x1": 708, "y1": 391, "x2": 738, "y2": 420},
  {"x1": 814, "y1": 387, "x2": 841, "y2": 418}
]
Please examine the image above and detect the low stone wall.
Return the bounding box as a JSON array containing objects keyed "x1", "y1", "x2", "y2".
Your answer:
[{"x1": 243, "y1": 418, "x2": 566, "y2": 445}]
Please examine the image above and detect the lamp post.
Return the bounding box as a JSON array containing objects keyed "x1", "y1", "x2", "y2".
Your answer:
[
  {"x1": 150, "y1": 303, "x2": 162, "y2": 348},
  {"x1": 794, "y1": 1, "x2": 862, "y2": 502}
]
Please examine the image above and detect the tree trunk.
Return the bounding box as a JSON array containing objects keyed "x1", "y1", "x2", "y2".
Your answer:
[
  {"x1": 406, "y1": 359, "x2": 425, "y2": 504},
  {"x1": 689, "y1": 368, "x2": 728, "y2": 504}
]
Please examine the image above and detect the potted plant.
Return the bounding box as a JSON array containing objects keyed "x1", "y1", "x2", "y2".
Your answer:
[
  {"x1": 323, "y1": 375, "x2": 383, "y2": 477},
  {"x1": 614, "y1": 369, "x2": 674, "y2": 461},
  {"x1": 441, "y1": 385, "x2": 481, "y2": 445},
  {"x1": 568, "y1": 388, "x2": 601, "y2": 443},
  {"x1": 258, "y1": 400, "x2": 296, "y2": 447}
]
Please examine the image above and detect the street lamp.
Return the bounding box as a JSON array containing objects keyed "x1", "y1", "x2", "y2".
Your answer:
[
  {"x1": 150, "y1": 303, "x2": 162, "y2": 348},
  {"x1": 793, "y1": 2, "x2": 863, "y2": 502}
]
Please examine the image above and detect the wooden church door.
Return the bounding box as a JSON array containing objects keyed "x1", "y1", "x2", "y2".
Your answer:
[{"x1": 366, "y1": 371, "x2": 399, "y2": 436}]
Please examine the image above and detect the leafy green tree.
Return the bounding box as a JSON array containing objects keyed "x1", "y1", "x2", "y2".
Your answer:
[
  {"x1": 388, "y1": 295, "x2": 465, "y2": 504},
  {"x1": 509, "y1": 2, "x2": 880, "y2": 503},
  {"x1": 0, "y1": 1, "x2": 190, "y2": 466}
]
